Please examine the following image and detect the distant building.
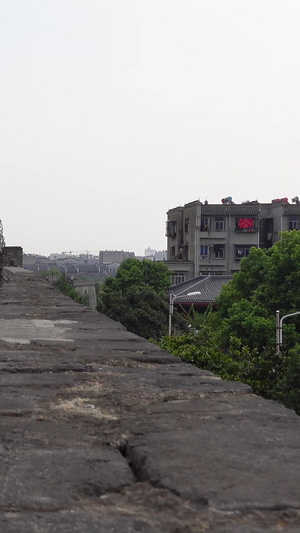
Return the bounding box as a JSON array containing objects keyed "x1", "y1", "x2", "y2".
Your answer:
[
  {"x1": 23, "y1": 254, "x2": 101, "y2": 279},
  {"x1": 166, "y1": 196, "x2": 300, "y2": 283},
  {"x1": 144, "y1": 248, "x2": 167, "y2": 262},
  {"x1": 49, "y1": 253, "x2": 67, "y2": 261},
  {"x1": 145, "y1": 247, "x2": 156, "y2": 257},
  {"x1": 23, "y1": 254, "x2": 49, "y2": 272},
  {"x1": 154, "y1": 250, "x2": 167, "y2": 261},
  {"x1": 23, "y1": 254, "x2": 38, "y2": 267},
  {"x1": 99, "y1": 250, "x2": 135, "y2": 264},
  {"x1": 107, "y1": 263, "x2": 119, "y2": 275},
  {"x1": 98, "y1": 250, "x2": 135, "y2": 278}
]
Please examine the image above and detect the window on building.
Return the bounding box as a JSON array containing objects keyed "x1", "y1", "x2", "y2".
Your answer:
[
  {"x1": 289, "y1": 217, "x2": 299, "y2": 230},
  {"x1": 200, "y1": 245, "x2": 209, "y2": 259},
  {"x1": 179, "y1": 244, "x2": 188, "y2": 260},
  {"x1": 215, "y1": 217, "x2": 224, "y2": 231},
  {"x1": 235, "y1": 245, "x2": 252, "y2": 259},
  {"x1": 172, "y1": 274, "x2": 185, "y2": 285},
  {"x1": 170, "y1": 246, "x2": 176, "y2": 260},
  {"x1": 200, "y1": 217, "x2": 210, "y2": 231},
  {"x1": 214, "y1": 244, "x2": 224, "y2": 259},
  {"x1": 166, "y1": 220, "x2": 177, "y2": 237},
  {"x1": 184, "y1": 218, "x2": 189, "y2": 234}
]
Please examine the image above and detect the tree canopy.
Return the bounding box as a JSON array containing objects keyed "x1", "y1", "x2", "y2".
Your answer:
[
  {"x1": 216, "y1": 230, "x2": 300, "y2": 350},
  {"x1": 157, "y1": 231, "x2": 300, "y2": 414},
  {"x1": 97, "y1": 258, "x2": 172, "y2": 339}
]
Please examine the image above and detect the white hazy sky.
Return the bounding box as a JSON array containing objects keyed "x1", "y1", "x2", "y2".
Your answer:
[{"x1": 1, "y1": 0, "x2": 300, "y2": 256}]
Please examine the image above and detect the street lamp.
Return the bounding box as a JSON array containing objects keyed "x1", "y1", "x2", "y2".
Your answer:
[
  {"x1": 276, "y1": 309, "x2": 300, "y2": 354},
  {"x1": 168, "y1": 291, "x2": 201, "y2": 336}
]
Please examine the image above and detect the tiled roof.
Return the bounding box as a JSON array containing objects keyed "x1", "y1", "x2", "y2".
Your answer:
[
  {"x1": 282, "y1": 205, "x2": 300, "y2": 214},
  {"x1": 201, "y1": 205, "x2": 260, "y2": 215},
  {"x1": 78, "y1": 264, "x2": 99, "y2": 273},
  {"x1": 65, "y1": 265, "x2": 77, "y2": 274},
  {"x1": 169, "y1": 275, "x2": 232, "y2": 304}
]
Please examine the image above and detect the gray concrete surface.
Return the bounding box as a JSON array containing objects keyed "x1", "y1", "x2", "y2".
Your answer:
[{"x1": 0, "y1": 268, "x2": 300, "y2": 531}]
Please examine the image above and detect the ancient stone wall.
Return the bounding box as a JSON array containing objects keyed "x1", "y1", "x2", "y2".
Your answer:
[
  {"x1": 0, "y1": 268, "x2": 300, "y2": 531},
  {"x1": 0, "y1": 246, "x2": 23, "y2": 268}
]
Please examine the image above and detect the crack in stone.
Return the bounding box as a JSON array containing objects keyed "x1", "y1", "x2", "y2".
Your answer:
[
  {"x1": 119, "y1": 440, "x2": 300, "y2": 516},
  {"x1": 212, "y1": 502, "x2": 300, "y2": 513}
]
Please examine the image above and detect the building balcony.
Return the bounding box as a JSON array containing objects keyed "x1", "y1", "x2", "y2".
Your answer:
[{"x1": 235, "y1": 227, "x2": 258, "y2": 233}]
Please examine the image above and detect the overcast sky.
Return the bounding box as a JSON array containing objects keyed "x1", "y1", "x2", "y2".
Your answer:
[{"x1": 1, "y1": 0, "x2": 300, "y2": 256}]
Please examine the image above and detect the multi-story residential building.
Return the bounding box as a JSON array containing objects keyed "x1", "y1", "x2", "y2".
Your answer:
[{"x1": 166, "y1": 196, "x2": 300, "y2": 283}]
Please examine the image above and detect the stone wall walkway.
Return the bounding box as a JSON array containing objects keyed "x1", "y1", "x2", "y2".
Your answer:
[{"x1": 0, "y1": 269, "x2": 300, "y2": 532}]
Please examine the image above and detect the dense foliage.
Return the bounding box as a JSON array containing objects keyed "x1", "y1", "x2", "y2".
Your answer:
[
  {"x1": 216, "y1": 231, "x2": 300, "y2": 351},
  {"x1": 159, "y1": 326, "x2": 300, "y2": 414},
  {"x1": 97, "y1": 258, "x2": 176, "y2": 339},
  {"x1": 158, "y1": 231, "x2": 300, "y2": 414},
  {"x1": 55, "y1": 273, "x2": 90, "y2": 306}
]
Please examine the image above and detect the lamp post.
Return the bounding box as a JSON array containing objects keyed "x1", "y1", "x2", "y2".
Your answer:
[
  {"x1": 276, "y1": 309, "x2": 300, "y2": 354},
  {"x1": 168, "y1": 290, "x2": 201, "y2": 336},
  {"x1": 168, "y1": 277, "x2": 205, "y2": 336},
  {"x1": 168, "y1": 293, "x2": 175, "y2": 337}
]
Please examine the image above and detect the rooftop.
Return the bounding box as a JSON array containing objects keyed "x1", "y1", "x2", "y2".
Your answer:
[
  {"x1": 170, "y1": 275, "x2": 232, "y2": 304},
  {"x1": 167, "y1": 196, "x2": 300, "y2": 215}
]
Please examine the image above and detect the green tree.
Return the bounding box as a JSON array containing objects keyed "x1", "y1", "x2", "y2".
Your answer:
[
  {"x1": 97, "y1": 258, "x2": 173, "y2": 339},
  {"x1": 158, "y1": 326, "x2": 242, "y2": 381},
  {"x1": 274, "y1": 344, "x2": 300, "y2": 412},
  {"x1": 156, "y1": 231, "x2": 300, "y2": 414},
  {"x1": 102, "y1": 257, "x2": 171, "y2": 293},
  {"x1": 216, "y1": 231, "x2": 300, "y2": 350},
  {"x1": 216, "y1": 247, "x2": 269, "y2": 316},
  {"x1": 255, "y1": 230, "x2": 300, "y2": 315},
  {"x1": 216, "y1": 299, "x2": 275, "y2": 350},
  {"x1": 0, "y1": 220, "x2": 5, "y2": 251},
  {"x1": 55, "y1": 273, "x2": 89, "y2": 306}
]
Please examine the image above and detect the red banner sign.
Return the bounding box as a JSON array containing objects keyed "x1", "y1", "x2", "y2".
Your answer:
[{"x1": 238, "y1": 218, "x2": 254, "y2": 229}]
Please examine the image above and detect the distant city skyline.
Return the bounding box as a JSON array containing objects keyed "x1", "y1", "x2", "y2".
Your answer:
[{"x1": 25, "y1": 246, "x2": 167, "y2": 258}]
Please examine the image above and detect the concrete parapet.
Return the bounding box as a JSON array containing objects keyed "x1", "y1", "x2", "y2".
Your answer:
[{"x1": 0, "y1": 274, "x2": 299, "y2": 531}]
